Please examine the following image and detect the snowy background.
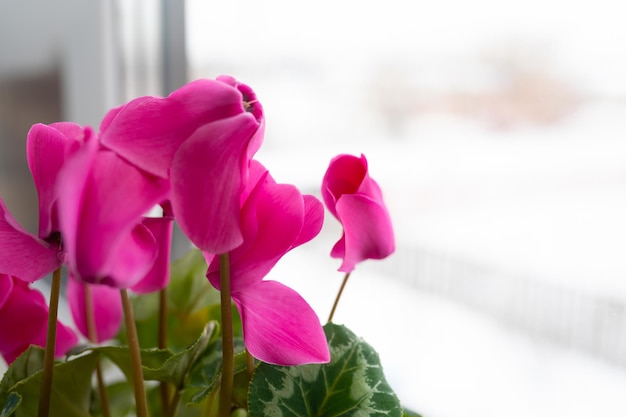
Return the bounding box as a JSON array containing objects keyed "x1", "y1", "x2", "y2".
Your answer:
[
  {"x1": 186, "y1": 0, "x2": 626, "y2": 415},
  {"x1": 1, "y1": 1, "x2": 626, "y2": 415}
]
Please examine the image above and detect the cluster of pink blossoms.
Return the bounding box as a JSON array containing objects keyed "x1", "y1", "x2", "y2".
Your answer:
[{"x1": 0, "y1": 76, "x2": 394, "y2": 367}]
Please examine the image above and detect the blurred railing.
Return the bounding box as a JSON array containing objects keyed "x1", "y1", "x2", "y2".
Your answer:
[{"x1": 366, "y1": 242, "x2": 626, "y2": 368}]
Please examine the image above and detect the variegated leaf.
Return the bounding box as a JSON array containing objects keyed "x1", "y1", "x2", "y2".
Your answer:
[{"x1": 249, "y1": 323, "x2": 402, "y2": 417}]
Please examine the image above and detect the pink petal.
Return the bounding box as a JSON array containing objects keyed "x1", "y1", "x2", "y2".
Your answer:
[
  {"x1": 0, "y1": 278, "x2": 46, "y2": 363},
  {"x1": 321, "y1": 154, "x2": 368, "y2": 219},
  {"x1": 292, "y1": 194, "x2": 324, "y2": 248},
  {"x1": 101, "y1": 223, "x2": 158, "y2": 288},
  {"x1": 0, "y1": 276, "x2": 77, "y2": 364},
  {"x1": 26, "y1": 122, "x2": 88, "y2": 239},
  {"x1": 236, "y1": 181, "x2": 303, "y2": 265},
  {"x1": 170, "y1": 113, "x2": 262, "y2": 254},
  {"x1": 233, "y1": 280, "x2": 329, "y2": 365},
  {"x1": 240, "y1": 159, "x2": 271, "y2": 204},
  {"x1": 207, "y1": 176, "x2": 307, "y2": 292},
  {"x1": 58, "y1": 145, "x2": 168, "y2": 287},
  {"x1": 0, "y1": 198, "x2": 61, "y2": 282},
  {"x1": 219, "y1": 77, "x2": 265, "y2": 163},
  {"x1": 100, "y1": 79, "x2": 249, "y2": 179},
  {"x1": 67, "y1": 275, "x2": 123, "y2": 343},
  {"x1": 202, "y1": 252, "x2": 216, "y2": 269},
  {"x1": 32, "y1": 311, "x2": 79, "y2": 360},
  {"x1": 332, "y1": 193, "x2": 395, "y2": 272},
  {"x1": 322, "y1": 154, "x2": 395, "y2": 271},
  {"x1": 0, "y1": 273, "x2": 13, "y2": 308},
  {"x1": 51, "y1": 318, "x2": 78, "y2": 358},
  {"x1": 130, "y1": 216, "x2": 174, "y2": 294},
  {"x1": 54, "y1": 138, "x2": 96, "y2": 268}
]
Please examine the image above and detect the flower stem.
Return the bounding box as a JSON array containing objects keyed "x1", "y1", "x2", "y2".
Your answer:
[
  {"x1": 121, "y1": 289, "x2": 149, "y2": 417},
  {"x1": 218, "y1": 253, "x2": 234, "y2": 417},
  {"x1": 158, "y1": 287, "x2": 168, "y2": 348},
  {"x1": 328, "y1": 272, "x2": 351, "y2": 323},
  {"x1": 245, "y1": 350, "x2": 255, "y2": 381},
  {"x1": 84, "y1": 284, "x2": 111, "y2": 417},
  {"x1": 38, "y1": 267, "x2": 62, "y2": 417},
  {"x1": 165, "y1": 389, "x2": 182, "y2": 417},
  {"x1": 94, "y1": 365, "x2": 111, "y2": 417},
  {"x1": 159, "y1": 287, "x2": 170, "y2": 415}
]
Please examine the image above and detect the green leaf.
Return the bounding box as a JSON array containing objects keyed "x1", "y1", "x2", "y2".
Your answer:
[
  {"x1": 184, "y1": 338, "x2": 247, "y2": 405},
  {"x1": 10, "y1": 352, "x2": 99, "y2": 417},
  {"x1": 74, "y1": 346, "x2": 172, "y2": 386},
  {"x1": 0, "y1": 392, "x2": 21, "y2": 417},
  {"x1": 0, "y1": 346, "x2": 45, "y2": 398},
  {"x1": 183, "y1": 343, "x2": 223, "y2": 405},
  {"x1": 248, "y1": 323, "x2": 402, "y2": 417},
  {"x1": 87, "y1": 323, "x2": 222, "y2": 416},
  {"x1": 143, "y1": 321, "x2": 219, "y2": 387},
  {"x1": 231, "y1": 353, "x2": 256, "y2": 408},
  {"x1": 92, "y1": 381, "x2": 134, "y2": 417}
]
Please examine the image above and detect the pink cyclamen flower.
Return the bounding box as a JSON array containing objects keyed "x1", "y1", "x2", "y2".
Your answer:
[
  {"x1": 0, "y1": 274, "x2": 77, "y2": 365},
  {"x1": 322, "y1": 154, "x2": 395, "y2": 272},
  {"x1": 99, "y1": 76, "x2": 264, "y2": 254},
  {"x1": 0, "y1": 122, "x2": 89, "y2": 282},
  {"x1": 205, "y1": 161, "x2": 329, "y2": 366},
  {"x1": 0, "y1": 122, "x2": 172, "y2": 342},
  {"x1": 57, "y1": 137, "x2": 170, "y2": 288}
]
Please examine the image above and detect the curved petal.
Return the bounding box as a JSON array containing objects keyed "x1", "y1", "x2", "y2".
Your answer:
[
  {"x1": 332, "y1": 193, "x2": 395, "y2": 272},
  {"x1": 321, "y1": 154, "x2": 368, "y2": 219},
  {"x1": 233, "y1": 280, "x2": 329, "y2": 365},
  {"x1": 0, "y1": 198, "x2": 61, "y2": 282},
  {"x1": 322, "y1": 154, "x2": 395, "y2": 271},
  {"x1": 58, "y1": 146, "x2": 168, "y2": 286},
  {"x1": 30, "y1": 310, "x2": 78, "y2": 361},
  {"x1": 216, "y1": 75, "x2": 264, "y2": 124},
  {"x1": 0, "y1": 278, "x2": 46, "y2": 363},
  {"x1": 67, "y1": 275, "x2": 123, "y2": 342},
  {"x1": 215, "y1": 77, "x2": 265, "y2": 165},
  {"x1": 240, "y1": 182, "x2": 303, "y2": 261},
  {"x1": 207, "y1": 180, "x2": 306, "y2": 292},
  {"x1": 100, "y1": 78, "x2": 250, "y2": 179},
  {"x1": 240, "y1": 159, "x2": 270, "y2": 205},
  {"x1": 170, "y1": 112, "x2": 261, "y2": 254},
  {"x1": 26, "y1": 122, "x2": 88, "y2": 239},
  {"x1": 99, "y1": 223, "x2": 158, "y2": 288},
  {"x1": 54, "y1": 137, "x2": 96, "y2": 273},
  {"x1": 0, "y1": 273, "x2": 13, "y2": 308},
  {"x1": 291, "y1": 194, "x2": 324, "y2": 248},
  {"x1": 130, "y1": 216, "x2": 174, "y2": 293},
  {"x1": 0, "y1": 277, "x2": 77, "y2": 364}
]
